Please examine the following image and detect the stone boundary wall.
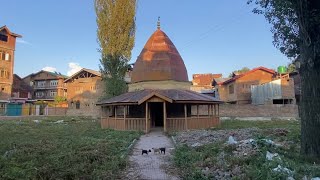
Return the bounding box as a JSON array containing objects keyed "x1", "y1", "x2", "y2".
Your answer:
[{"x1": 219, "y1": 104, "x2": 299, "y2": 118}]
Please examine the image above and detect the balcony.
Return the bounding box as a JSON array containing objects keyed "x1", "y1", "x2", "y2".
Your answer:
[{"x1": 33, "y1": 85, "x2": 66, "y2": 90}]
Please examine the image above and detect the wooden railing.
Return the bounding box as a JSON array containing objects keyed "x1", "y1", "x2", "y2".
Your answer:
[
  {"x1": 167, "y1": 118, "x2": 186, "y2": 131},
  {"x1": 166, "y1": 116, "x2": 220, "y2": 131},
  {"x1": 101, "y1": 117, "x2": 145, "y2": 131},
  {"x1": 101, "y1": 116, "x2": 220, "y2": 132}
]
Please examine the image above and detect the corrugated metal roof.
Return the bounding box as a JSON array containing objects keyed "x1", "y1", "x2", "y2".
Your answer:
[
  {"x1": 97, "y1": 89, "x2": 222, "y2": 105},
  {"x1": 222, "y1": 67, "x2": 276, "y2": 85}
]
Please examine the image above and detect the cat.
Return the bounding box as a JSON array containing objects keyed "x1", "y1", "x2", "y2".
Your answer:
[
  {"x1": 152, "y1": 148, "x2": 160, "y2": 154},
  {"x1": 159, "y1": 147, "x2": 166, "y2": 155}
]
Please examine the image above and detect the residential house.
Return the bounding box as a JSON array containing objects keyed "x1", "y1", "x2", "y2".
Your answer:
[
  {"x1": 64, "y1": 68, "x2": 103, "y2": 117},
  {"x1": 11, "y1": 74, "x2": 33, "y2": 99},
  {"x1": 191, "y1": 73, "x2": 222, "y2": 97},
  {"x1": 0, "y1": 26, "x2": 21, "y2": 111},
  {"x1": 251, "y1": 74, "x2": 295, "y2": 105},
  {"x1": 23, "y1": 70, "x2": 68, "y2": 101},
  {"x1": 213, "y1": 67, "x2": 276, "y2": 104}
]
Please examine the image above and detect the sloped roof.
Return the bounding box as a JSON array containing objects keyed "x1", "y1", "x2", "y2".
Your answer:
[
  {"x1": 0, "y1": 26, "x2": 22, "y2": 38},
  {"x1": 12, "y1": 74, "x2": 33, "y2": 92},
  {"x1": 64, "y1": 68, "x2": 101, "y2": 83},
  {"x1": 192, "y1": 73, "x2": 222, "y2": 86},
  {"x1": 213, "y1": 78, "x2": 231, "y2": 85},
  {"x1": 97, "y1": 89, "x2": 222, "y2": 106},
  {"x1": 23, "y1": 70, "x2": 68, "y2": 80},
  {"x1": 222, "y1": 67, "x2": 275, "y2": 85},
  {"x1": 131, "y1": 28, "x2": 189, "y2": 83}
]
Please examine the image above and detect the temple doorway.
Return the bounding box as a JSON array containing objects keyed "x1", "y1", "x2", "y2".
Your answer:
[{"x1": 150, "y1": 102, "x2": 164, "y2": 128}]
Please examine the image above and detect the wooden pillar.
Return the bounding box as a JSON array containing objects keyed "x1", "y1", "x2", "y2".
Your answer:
[
  {"x1": 197, "y1": 105, "x2": 199, "y2": 119},
  {"x1": 214, "y1": 104, "x2": 217, "y2": 116},
  {"x1": 184, "y1": 104, "x2": 187, "y2": 130},
  {"x1": 114, "y1": 106, "x2": 117, "y2": 129},
  {"x1": 163, "y1": 102, "x2": 167, "y2": 132},
  {"x1": 218, "y1": 104, "x2": 220, "y2": 116},
  {"x1": 145, "y1": 102, "x2": 148, "y2": 133},
  {"x1": 124, "y1": 105, "x2": 126, "y2": 130},
  {"x1": 208, "y1": 104, "x2": 210, "y2": 116},
  {"x1": 211, "y1": 105, "x2": 214, "y2": 117},
  {"x1": 148, "y1": 104, "x2": 151, "y2": 128}
]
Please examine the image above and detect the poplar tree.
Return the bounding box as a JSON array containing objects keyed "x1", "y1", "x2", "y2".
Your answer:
[
  {"x1": 95, "y1": 0, "x2": 136, "y2": 98},
  {"x1": 248, "y1": 0, "x2": 320, "y2": 156}
]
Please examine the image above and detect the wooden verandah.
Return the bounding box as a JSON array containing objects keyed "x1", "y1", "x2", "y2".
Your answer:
[
  {"x1": 100, "y1": 102, "x2": 220, "y2": 133},
  {"x1": 98, "y1": 89, "x2": 222, "y2": 133}
]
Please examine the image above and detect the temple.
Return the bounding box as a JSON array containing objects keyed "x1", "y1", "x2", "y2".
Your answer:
[{"x1": 97, "y1": 20, "x2": 222, "y2": 132}]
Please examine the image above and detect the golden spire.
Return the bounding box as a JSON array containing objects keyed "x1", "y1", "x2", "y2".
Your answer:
[{"x1": 157, "y1": 16, "x2": 160, "y2": 30}]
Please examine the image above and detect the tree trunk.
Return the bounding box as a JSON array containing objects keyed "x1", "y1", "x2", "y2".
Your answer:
[{"x1": 297, "y1": 0, "x2": 320, "y2": 156}]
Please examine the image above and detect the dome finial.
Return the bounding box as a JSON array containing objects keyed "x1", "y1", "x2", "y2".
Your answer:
[{"x1": 157, "y1": 16, "x2": 160, "y2": 29}]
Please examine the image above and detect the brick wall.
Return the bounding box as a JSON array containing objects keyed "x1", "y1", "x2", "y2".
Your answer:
[
  {"x1": 219, "y1": 104, "x2": 298, "y2": 118},
  {"x1": 66, "y1": 76, "x2": 103, "y2": 118}
]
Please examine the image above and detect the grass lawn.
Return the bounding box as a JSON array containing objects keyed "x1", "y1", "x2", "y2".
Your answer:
[
  {"x1": 174, "y1": 120, "x2": 320, "y2": 179},
  {"x1": 0, "y1": 117, "x2": 141, "y2": 179}
]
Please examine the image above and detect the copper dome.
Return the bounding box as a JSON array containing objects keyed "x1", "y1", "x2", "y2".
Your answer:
[{"x1": 131, "y1": 29, "x2": 189, "y2": 83}]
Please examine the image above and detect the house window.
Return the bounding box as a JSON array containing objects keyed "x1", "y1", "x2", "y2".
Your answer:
[
  {"x1": 49, "y1": 90, "x2": 57, "y2": 97},
  {"x1": 76, "y1": 101, "x2": 80, "y2": 109},
  {"x1": 36, "y1": 92, "x2": 44, "y2": 98},
  {"x1": 75, "y1": 87, "x2": 83, "y2": 94},
  {"x1": 0, "y1": 34, "x2": 8, "y2": 42},
  {"x1": 0, "y1": 69, "x2": 10, "y2": 79},
  {"x1": 0, "y1": 51, "x2": 10, "y2": 61},
  {"x1": 50, "y1": 80, "x2": 58, "y2": 87},
  {"x1": 4, "y1": 53, "x2": 10, "y2": 61},
  {"x1": 90, "y1": 86, "x2": 97, "y2": 92},
  {"x1": 37, "y1": 81, "x2": 46, "y2": 87},
  {"x1": 229, "y1": 84, "x2": 234, "y2": 94}
]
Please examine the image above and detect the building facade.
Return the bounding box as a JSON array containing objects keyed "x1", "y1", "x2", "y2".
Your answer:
[
  {"x1": 214, "y1": 67, "x2": 276, "y2": 104},
  {"x1": 11, "y1": 74, "x2": 33, "y2": 99},
  {"x1": 0, "y1": 26, "x2": 21, "y2": 103},
  {"x1": 23, "y1": 70, "x2": 68, "y2": 101},
  {"x1": 64, "y1": 68, "x2": 103, "y2": 117}
]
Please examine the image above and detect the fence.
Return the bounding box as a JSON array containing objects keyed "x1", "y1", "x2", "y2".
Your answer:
[{"x1": 0, "y1": 104, "x2": 67, "y2": 116}]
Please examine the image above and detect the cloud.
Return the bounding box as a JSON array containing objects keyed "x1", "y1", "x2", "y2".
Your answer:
[
  {"x1": 42, "y1": 66, "x2": 57, "y2": 72},
  {"x1": 67, "y1": 62, "x2": 82, "y2": 76},
  {"x1": 16, "y1": 39, "x2": 31, "y2": 45}
]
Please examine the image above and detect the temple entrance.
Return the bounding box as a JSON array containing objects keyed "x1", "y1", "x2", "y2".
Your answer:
[{"x1": 150, "y1": 102, "x2": 164, "y2": 127}]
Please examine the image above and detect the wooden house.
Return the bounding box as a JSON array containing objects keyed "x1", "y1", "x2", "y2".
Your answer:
[{"x1": 213, "y1": 67, "x2": 276, "y2": 104}]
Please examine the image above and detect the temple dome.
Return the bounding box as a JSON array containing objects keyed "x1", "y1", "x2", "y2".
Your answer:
[{"x1": 131, "y1": 28, "x2": 189, "y2": 83}]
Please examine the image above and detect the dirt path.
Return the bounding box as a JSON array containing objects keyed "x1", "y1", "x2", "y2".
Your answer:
[{"x1": 125, "y1": 129, "x2": 179, "y2": 180}]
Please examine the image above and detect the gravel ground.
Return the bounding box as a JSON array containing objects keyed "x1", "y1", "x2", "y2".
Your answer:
[
  {"x1": 124, "y1": 129, "x2": 179, "y2": 180},
  {"x1": 175, "y1": 128, "x2": 260, "y2": 147}
]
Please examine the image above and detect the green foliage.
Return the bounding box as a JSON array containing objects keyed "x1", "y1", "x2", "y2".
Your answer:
[
  {"x1": 228, "y1": 67, "x2": 250, "y2": 77},
  {"x1": 95, "y1": 0, "x2": 136, "y2": 58},
  {"x1": 95, "y1": 0, "x2": 136, "y2": 98},
  {"x1": 0, "y1": 118, "x2": 141, "y2": 179},
  {"x1": 287, "y1": 63, "x2": 296, "y2": 73},
  {"x1": 54, "y1": 96, "x2": 67, "y2": 103},
  {"x1": 99, "y1": 54, "x2": 128, "y2": 98}
]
